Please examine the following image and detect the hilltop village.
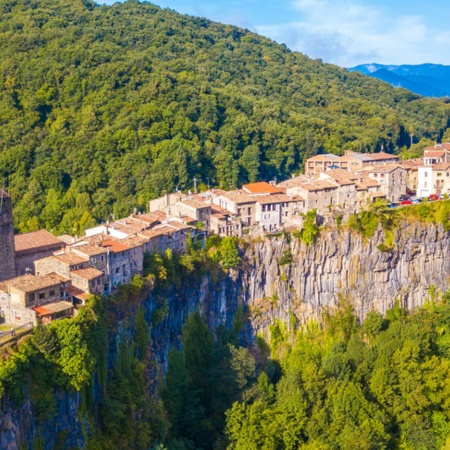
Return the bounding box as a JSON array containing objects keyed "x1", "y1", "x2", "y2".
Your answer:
[{"x1": 1, "y1": 143, "x2": 450, "y2": 330}]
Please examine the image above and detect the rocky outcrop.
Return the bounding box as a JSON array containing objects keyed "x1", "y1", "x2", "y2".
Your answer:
[{"x1": 2, "y1": 221, "x2": 450, "y2": 449}]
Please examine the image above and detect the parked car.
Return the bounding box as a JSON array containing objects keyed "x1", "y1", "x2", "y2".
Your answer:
[
  {"x1": 401, "y1": 200, "x2": 412, "y2": 206},
  {"x1": 429, "y1": 194, "x2": 439, "y2": 201},
  {"x1": 388, "y1": 203, "x2": 398, "y2": 208},
  {"x1": 410, "y1": 196, "x2": 422, "y2": 203},
  {"x1": 399, "y1": 194, "x2": 410, "y2": 201}
]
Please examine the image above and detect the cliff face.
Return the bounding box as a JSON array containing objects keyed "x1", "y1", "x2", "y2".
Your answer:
[{"x1": 2, "y1": 222, "x2": 450, "y2": 449}]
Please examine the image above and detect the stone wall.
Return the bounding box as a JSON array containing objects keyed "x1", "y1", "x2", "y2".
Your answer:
[{"x1": 0, "y1": 193, "x2": 16, "y2": 282}]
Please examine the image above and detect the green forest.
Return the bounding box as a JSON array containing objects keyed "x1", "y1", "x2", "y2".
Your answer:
[{"x1": 1, "y1": 0, "x2": 450, "y2": 234}]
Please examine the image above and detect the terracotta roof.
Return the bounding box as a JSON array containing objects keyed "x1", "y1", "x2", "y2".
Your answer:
[
  {"x1": 15, "y1": 230, "x2": 65, "y2": 256},
  {"x1": 323, "y1": 168, "x2": 360, "y2": 180},
  {"x1": 256, "y1": 194, "x2": 296, "y2": 205},
  {"x1": 293, "y1": 180, "x2": 339, "y2": 192},
  {"x1": 71, "y1": 242, "x2": 108, "y2": 257},
  {"x1": 424, "y1": 150, "x2": 445, "y2": 158},
  {"x1": 220, "y1": 190, "x2": 257, "y2": 204},
  {"x1": 121, "y1": 235, "x2": 150, "y2": 247},
  {"x1": 424, "y1": 143, "x2": 450, "y2": 152},
  {"x1": 306, "y1": 154, "x2": 340, "y2": 162},
  {"x1": 367, "y1": 152, "x2": 399, "y2": 161},
  {"x1": 178, "y1": 200, "x2": 211, "y2": 210},
  {"x1": 368, "y1": 164, "x2": 405, "y2": 174},
  {"x1": 131, "y1": 211, "x2": 165, "y2": 224},
  {"x1": 65, "y1": 285, "x2": 91, "y2": 301},
  {"x1": 71, "y1": 268, "x2": 103, "y2": 280},
  {"x1": 57, "y1": 234, "x2": 76, "y2": 245},
  {"x1": 1, "y1": 273, "x2": 64, "y2": 293},
  {"x1": 432, "y1": 162, "x2": 450, "y2": 171},
  {"x1": 53, "y1": 253, "x2": 89, "y2": 266},
  {"x1": 242, "y1": 182, "x2": 282, "y2": 194},
  {"x1": 33, "y1": 301, "x2": 73, "y2": 316},
  {"x1": 101, "y1": 239, "x2": 130, "y2": 253}
]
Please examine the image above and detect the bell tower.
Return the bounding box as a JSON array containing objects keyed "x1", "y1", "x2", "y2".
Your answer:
[{"x1": 0, "y1": 189, "x2": 16, "y2": 282}]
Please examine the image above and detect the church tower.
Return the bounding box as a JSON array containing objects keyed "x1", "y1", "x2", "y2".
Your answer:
[{"x1": 0, "y1": 189, "x2": 16, "y2": 282}]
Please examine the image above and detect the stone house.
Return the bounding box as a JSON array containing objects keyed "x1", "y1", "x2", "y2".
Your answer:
[
  {"x1": 70, "y1": 268, "x2": 104, "y2": 295},
  {"x1": 213, "y1": 191, "x2": 257, "y2": 227},
  {"x1": 367, "y1": 165, "x2": 407, "y2": 202},
  {"x1": 0, "y1": 273, "x2": 71, "y2": 326},
  {"x1": 14, "y1": 230, "x2": 65, "y2": 276},
  {"x1": 169, "y1": 200, "x2": 212, "y2": 231},
  {"x1": 255, "y1": 194, "x2": 305, "y2": 231},
  {"x1": 209, "y1": 205, "x2": 243, "y2": 237},
  {"x1": 305, "y1": 151, "x2": 399, "y2": 175},
  {"x1": 280, "y1": 177, "x2": 339, "y2": 217},
  {"x1": 35, "y1": 253, "x2": 90, "y2": 278}
]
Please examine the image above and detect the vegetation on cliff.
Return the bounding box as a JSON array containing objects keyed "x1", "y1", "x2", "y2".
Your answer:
[
  {"x1": 226, "y1": 297, "x2": 450, "y2": 450},
  {"x1": 1, "y1": 0, "x2": 450, "y2": 233}
]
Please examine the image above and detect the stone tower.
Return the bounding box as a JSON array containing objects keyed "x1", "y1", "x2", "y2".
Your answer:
[{"x1": 0, "y1": 189, "x2": 16, "y2": 282}]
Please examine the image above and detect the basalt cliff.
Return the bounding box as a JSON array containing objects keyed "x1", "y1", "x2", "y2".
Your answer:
[{"x1": 1, "y1": 221, "x2": 449, "y2": 449}]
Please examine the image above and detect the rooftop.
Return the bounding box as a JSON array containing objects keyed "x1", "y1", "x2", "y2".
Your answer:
[
  {"x1": 256, "y1": 194, "x2": 299, "y2": 204},
  {"x1": 0, "y1": 273, "x2": 65, "y2": 294},
  {"x1": 367, "y1": 152, "x2": 399, "y2": 161},
  {"x1": 368, "y1": 164, "x2": 405, "y2": 174},
  {"x1": 53, "y1": 253, "x2": 89, "y2": 266},
  {"x1": 15, "y1": 230, "x2": 65, "y2": 256},
  {"x1": 242, "y1": 182, "x2": 282, "y2": 195},
  {"x1": 33, "y1": 301, "x2": 73, "y2": 316},
  {"x1": 71, "y1": 242, "x2": 108, "y2": 257},
  {"x1": 71, "y1": 267, "x2": 104, "y2": 280},
  {"x1": 307, "y1": 154, "x2": 340, "y2": 162}
]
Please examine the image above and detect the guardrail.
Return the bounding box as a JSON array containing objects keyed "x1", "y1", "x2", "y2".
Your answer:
[{"x1": 0, "y1": 322, "x2": 34, "y2": 347}]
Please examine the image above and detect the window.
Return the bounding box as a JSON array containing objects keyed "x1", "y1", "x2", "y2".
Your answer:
[
  {"x1": 39, "y1": 292, "x2": 45, "y2": 299},
  {"x1": 29, "y1": 293, "x2": 35, "y2": 303},
  {"x1": 49, "y1": 290, "x2": 55, "y2": 296},
  {"x1": 424, "y1": 182, "x2": 428, "y2": 188},
  {"x1": 438, "y1": 173, "x2": 443, "y2": 177},
  {"x1": 115, "y1": 267, "x2": 120, "y2": 273},
  {"x1": 425, "y1": 172, "x2": 429, "y2": 177},
  {"x1": 248, "y1": 207, "x2": 251, "y2": 215}
]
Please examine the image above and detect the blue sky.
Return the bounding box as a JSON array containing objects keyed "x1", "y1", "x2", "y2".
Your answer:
[{"x1": 100, "y1": 0, "x2": 450, "y2": 67}]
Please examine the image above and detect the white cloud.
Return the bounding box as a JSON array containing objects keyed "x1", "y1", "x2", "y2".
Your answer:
[{"x1": 256, "y1": 0, "x2": 432, "y2": 66}]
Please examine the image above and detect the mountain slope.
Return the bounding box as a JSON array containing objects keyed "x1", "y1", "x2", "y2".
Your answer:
[
  {"x1": 349, "y1": 63, "x2": 450, "y2": 97},
  {"x1": 0, "y1": 0, "x2": 449, "y2": 233}
]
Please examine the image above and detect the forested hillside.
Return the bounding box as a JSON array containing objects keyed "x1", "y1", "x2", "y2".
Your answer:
[{"x1": 0, "y1": 0, "x2": 449, "y2": 234}]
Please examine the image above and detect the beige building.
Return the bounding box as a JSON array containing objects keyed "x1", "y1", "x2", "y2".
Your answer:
[
  {"x1": 305, "y1": 151, "x2": 399, "y2": 175},
  {"x1": 366, "y1": 165, "x2": 407, "y2": 202}
]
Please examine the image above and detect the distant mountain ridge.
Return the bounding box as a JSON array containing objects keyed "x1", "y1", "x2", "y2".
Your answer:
[{"x1": 348, "y1": 63, "x2": 450, "y2": 97}]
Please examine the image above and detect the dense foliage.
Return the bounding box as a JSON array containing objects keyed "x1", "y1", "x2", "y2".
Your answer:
[
  {"x1": 1, "y1": 0, "x2": 450, "y2": 233},
  {"x1": 226, "y1": 298, "x2": 450, "y2": 449}
]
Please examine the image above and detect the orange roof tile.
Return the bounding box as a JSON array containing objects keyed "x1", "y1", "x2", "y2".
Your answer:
[
  {"x1": 101, "y1": 239, "x2": 130, "y2": 253},
  {"x1": 242, "y1": 182, "x2": 282, "y2": 194}
]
